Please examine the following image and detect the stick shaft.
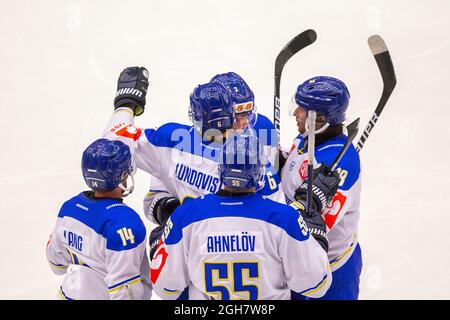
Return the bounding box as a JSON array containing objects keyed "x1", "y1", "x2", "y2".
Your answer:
[{"x1": 306, "y1": 111, "x2": 316, "y2": 215}]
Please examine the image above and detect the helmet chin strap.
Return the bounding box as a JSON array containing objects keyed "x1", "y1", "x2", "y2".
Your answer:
[
  {"x1": 301, "y1": 122, "x2": 330, "y2": 138},
  {"x1": 119, "y1": 175, "x2": 135, "y2": 197}
]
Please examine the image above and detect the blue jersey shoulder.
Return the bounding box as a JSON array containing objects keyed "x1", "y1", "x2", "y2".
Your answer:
[
  {"x1": 254, "y1": 114, "x2": 275, "y2": 130},
  {"x1": 144, "y1": 122, "x2": 222, "y2": 161},
  {"x1": 58, "y1": 193, "x2": 146, "y2": 251},
  {"x1": 144, "y1": 122, "x2": 192, "y2": 149},
  {"x1": 104, "y1": 206, "x2": 146, "y2": 251},
  {"x1": 58, "y1": 193, "x2": 122, "y2": 233},
  {"x1": 256, "y1": 163, "x2": 281, "y2": 196},
  {"x1": 164, "y1": 193, "x2": 309, "y2": 245},
  {"x1": 252, "y1": 114, "x2": 277, "y2": 147},
  {"x1": 315, "y1": 135, "x2": 361, "y2": 191}
]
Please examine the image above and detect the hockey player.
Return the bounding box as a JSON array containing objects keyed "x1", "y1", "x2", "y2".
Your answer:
[
  {"x1": 150, "y1": 134, "x2": 334, "y2": 300},
  {"x1": 209, "y1": 72, "x2": 278, "y2": 164},
  {"x1": 103, "y1": 67, "x2": 285, "y2": 229},
  {"x1": 143, "y1": 71, "x2": 281, "y2": 227},
  {"x1": 280, "y1": 76, "x2": 362, "y2": 300},
  {"x1": 46, "y1": 138, "x2": 152, "y2": 300}
]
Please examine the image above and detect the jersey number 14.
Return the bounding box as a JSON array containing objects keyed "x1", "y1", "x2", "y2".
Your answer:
[{"x1": 117, "y1": 228, "x2": 135, "y2": 246}]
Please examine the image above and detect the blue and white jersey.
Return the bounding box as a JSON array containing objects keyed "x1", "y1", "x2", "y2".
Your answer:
[
  {"x1": 150, "y1": 193, "x2": 331, "y2": 300},
  {"x1": 252, "y1": 113, "x2": 279, "y2": 166},
  {"x1": 281, "y1": 133, "x2": 361, "y2": 271},
  {"x1": 46, "y1": 192, "x2": 152, "y2": 300},
  {"x1": 104, "y1": 108, "x2": 285, "y2": 223}
]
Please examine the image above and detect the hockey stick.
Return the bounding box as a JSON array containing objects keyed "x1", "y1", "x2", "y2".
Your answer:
[
  {"x1": 327, "y1": 118, "x2": 360, "y2": 172},
  {"x1": 356, "y1": 35, "x2": 397, "y2": 153},
  {"x1": 274, "y1": 29, "x2": 317, "y2": 141},
  {"x1": 306, "y1": 118, "x2": 359, "y2": 215},
  {"x1": 306, "y1": 111, "x2": 316, "y2": 216}
]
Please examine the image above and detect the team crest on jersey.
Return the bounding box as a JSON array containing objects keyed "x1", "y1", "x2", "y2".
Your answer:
[
  {"x1": 299, "y1": 160, "x2": 308, "y2": 180},
  {"x1": 289, "y1": 160, "x2": 296, "y2": 171},
  {"x1": 150, "y1": 238, "x2": 169, "y2": 284}
]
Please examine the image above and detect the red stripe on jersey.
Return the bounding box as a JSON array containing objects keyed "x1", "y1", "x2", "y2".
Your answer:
[
  {"x1": 150, "y1": 239, "x2": 169, "y2": 284},
  {"x1": 112, "y1": 123, "x2": 142, "y2": 141},
  {"x1": 322, "y1": 191, "x2": 347, "y2": 230}
]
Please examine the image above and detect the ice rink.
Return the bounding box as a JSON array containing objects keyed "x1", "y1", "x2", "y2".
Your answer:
[{"x1": 1, "y1": 0, "x2": 449, "y2": 299}]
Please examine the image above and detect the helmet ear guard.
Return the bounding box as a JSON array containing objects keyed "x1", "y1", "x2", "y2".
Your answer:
[{"x1": 118, "y1": 172, "x2": 134, "y2": 197}]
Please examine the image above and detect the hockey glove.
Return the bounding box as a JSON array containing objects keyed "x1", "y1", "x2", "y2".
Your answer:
[
  {"x1": 294, "y1": 165, "x2": 341, "y2": 213},
  {"x1": 290, "y1": 202, "x2": 329, "y2": 252},
  {"x1": 149, "y1": 225, "x2": 164, "y2": 260},
  {"x1": 114, "y1": 66, "x2": 149, "y2": 116},
  {"x1": 153, "y1": 197, "x2": 181, "y2": 226}
]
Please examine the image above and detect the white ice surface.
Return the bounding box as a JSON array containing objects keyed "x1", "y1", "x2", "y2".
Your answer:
[{"x1": 0, "y1": 0, "x2": 449, "y2": 299}]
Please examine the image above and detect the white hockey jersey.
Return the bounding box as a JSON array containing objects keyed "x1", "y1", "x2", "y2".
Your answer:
[
  {"x1": 150, "y1": 193, "x2": 332, "y2": 300},
  {"x1": 142, "y1": 113, "x2": 282, "y2": 222},
  {"x1": 281, "y1": 133, "x2": 361, "y2": 271},
  {"x1": 46, "y1": 192, "x2": 152, "y2": 300},
  {"x1": 103, "y1": 108, "x2": 285, "y2": 224}
]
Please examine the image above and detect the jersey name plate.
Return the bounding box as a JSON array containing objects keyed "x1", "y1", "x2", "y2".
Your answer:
[{"x1": 200, "y1": 231, "x2": 264, "y2": 255}]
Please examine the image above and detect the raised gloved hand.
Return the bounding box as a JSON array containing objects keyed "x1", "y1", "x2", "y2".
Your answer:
[
  {"x1": 114, "y1": 66, "x2": 149, "y2": 116},
  {"x1": 294, "y1": 164, "x2": 341, "y2": 213}
]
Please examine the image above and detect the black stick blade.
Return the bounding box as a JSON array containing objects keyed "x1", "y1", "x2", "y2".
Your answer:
[
  {"x1": 273, "y1": 29, "x2": 317, "y2": 144},
  {"x1": 357, "y1": 35, "x2": 397, "y2": 153},
  {"x1": 329, "y1": 118, "x2": 360, "y2": 171},
  {"x1": 368, "y1": 34, "x2": 397, "y2": 99},
  {"x1": 274, "y1": 29, "x2": 317, "y2": 94}
]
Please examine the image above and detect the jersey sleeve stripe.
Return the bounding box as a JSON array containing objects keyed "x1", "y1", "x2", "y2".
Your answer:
[
  {"x1": 48, "y1": 261, "x2": 67, "y2": 269},
  {"x1": 163, "y1": 288, "x2": 182, "y2": 295},
  {"x1": 330, "y1": 235, "x2": 357, "y2": 267},
  {"x1": 298, "y1": 266, "x2": 329, "y2": 296},
  {"x1": 107, "y1": 275, "x2": 141, "y2": 291},
  {"x1": 148, "y1": 189, "x2": 169, "y2": 193},
  {"x1": 59, "y1": 286, "x2": 74, "y2": 300}
]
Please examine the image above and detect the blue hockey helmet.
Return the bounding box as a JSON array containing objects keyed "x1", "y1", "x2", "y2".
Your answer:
[
  {"x1": 218, "y1": 133, "x2": 265, "y2": 191},
  {"x1": 189, "y1": 82, "x2": 235, "y2": 134},
  {"x1": 211, "y1": 72, "x2": 257, "y2": 127},
  {"x1": 81, "y1": 138, "x2": 135, "y2": 195},
  {"x1": 294, "y1": 76, "x2": 350, "y2": 125}
]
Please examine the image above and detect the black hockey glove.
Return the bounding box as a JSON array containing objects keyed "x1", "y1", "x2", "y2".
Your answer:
[
  {"x1": 149, "y1": 225, "x2": 164, "y2": 260},
  {"x1": 153, "y1": 197, "x2": 181, "y2": 226},
  {"x1": 290, "y1": 202, "x2": 328, "y2": 252},
  {"x1": 114, "y1": 66, "x2": 149, "y2": 116},
  {"x1": 294, "y1": 165, "x2": 341, "y2": 213}
]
